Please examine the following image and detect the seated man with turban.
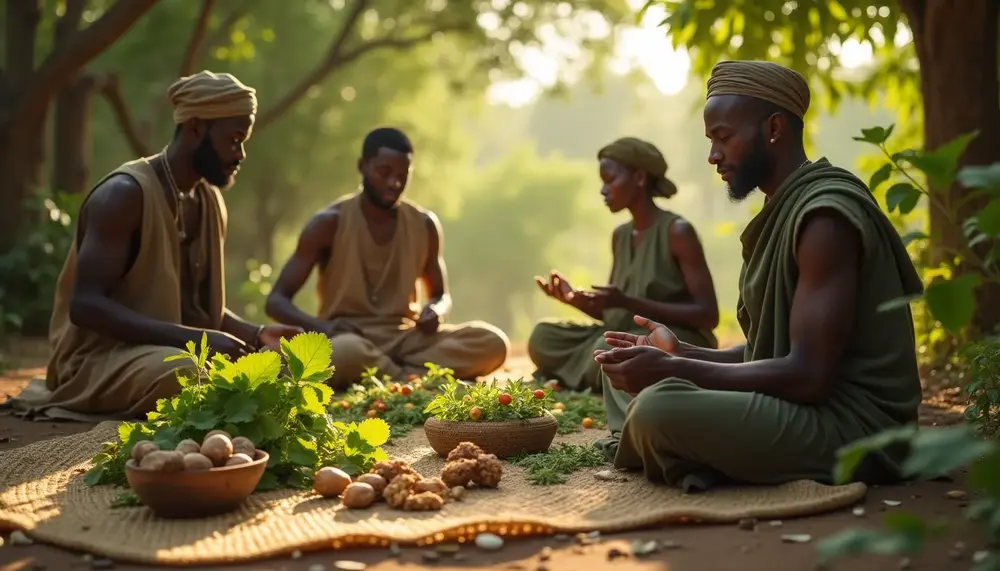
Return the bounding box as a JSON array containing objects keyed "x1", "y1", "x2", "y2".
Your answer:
[
  {"x1": 593, "y1": 61, "x2": 924, "y2": 491},
  {"x1": 6, "y1": 71, "x2": 301, "y2": 421},
  {"x1": 264, "y1": 127, "x2": 510, "y2": 387},
  {"x1": 528, "y1": 137, "x2": 720, "y2": 392}
]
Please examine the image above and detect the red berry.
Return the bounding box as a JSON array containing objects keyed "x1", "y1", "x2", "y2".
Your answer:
[
  {"x1": 498, "y1": 393, "x2": 512, "y2": 406},
  {"x1": 390, "y1": 384, "x2": 400, "y2": 392},
  {"x1": 469, "y1": 407, "x2": 483, "y2": 421},
  {"x1": 533, "y1": 389, "x2": 545, "y2": 400},
  {"x1": 400, "y1": 384, "x2": 413, "y2": 396},
  {"x1": 376, "y1": 402, "x2": 388, "y2": 412}
]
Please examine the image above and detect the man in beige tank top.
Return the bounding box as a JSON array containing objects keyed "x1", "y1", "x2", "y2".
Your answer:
[
  {"x1": 266, "y1": 127, "x2": 510, "y2": 386},
  {"x1": 4, "y1": 71, "x2": 301, "y2": 422}
]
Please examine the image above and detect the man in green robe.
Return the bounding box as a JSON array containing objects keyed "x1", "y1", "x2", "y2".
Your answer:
[{"x1": 593, "y1": 60, "x2": 925, "y2": 491}]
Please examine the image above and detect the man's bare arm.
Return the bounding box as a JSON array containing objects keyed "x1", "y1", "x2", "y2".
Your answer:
[
  {"x1": 419, "y1": 211, "x2": 452, "y2": 316},
  {"x1": 68, "y1": 176, "x2": 205, "y2": 348},
  {"x1": 677, "y1": 343, "x2": 746, "y2": 363},
  {"x1": 621, "y1": 219, "x2": 720, "y2": 330},
  {"x1": 658, "y1": 208, "x2": 861, "y2": 404},
  {"x1": 264, "y1": 209, "x2": 339, "y2": 333}
]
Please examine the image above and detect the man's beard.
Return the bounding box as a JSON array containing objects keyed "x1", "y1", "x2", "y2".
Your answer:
[
  {"x1": 193, "y1": 132, "x2": 237, "y2": 188},
  {"x1": 362, "y1": 178, "x2": 396, "y2": 211},
  {"x1": 727, "y1": 130, "x2": 773, "y2": 202}
]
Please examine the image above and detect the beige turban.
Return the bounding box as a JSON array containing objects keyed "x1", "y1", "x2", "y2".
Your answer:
[
  {"x1": 597, "y1": 137, "x2": 678, "y2": 199},
  {"x1": 706, "y1": 60, "x2": 810, "y2": 119},
  {"x1": 167, "y1": 70, "x2": 258, "y2": 125}
]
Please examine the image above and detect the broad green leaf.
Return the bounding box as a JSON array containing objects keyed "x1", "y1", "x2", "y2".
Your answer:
[
  {"x1": 899, "y1": 131, "x2": 979, "y2": 191},
  {"x1": 868, "y1": 163, "x2": 893, "y2": 192},
  {"x1": 815, "y1": 528, "x2": 917, "y2": 563},
  {"x1": 371, "y1": 447, "x2": 389, "y2": 463},
  {"x1": 882, "y1": 510, "x2": 948, "y2": 538},
  {"x1": 885, "y1": 182, "x2": 921, "y2": 214},
  {"x1": 184, "y1": 409, "x2": 219, "y2": 430},
  {"x1": 974, "y1": 198, "x2": 1000, "y2": 236},
  {"x1": 287, "y1": 436, "x2": 319, "y2": 467},
  {"x1": 852, "y1": 125, "x2": 893, "y2": 146},
  {"x1": 198, "y1": 332, "x2": 210, "y2": 369},
  {"x1": 84, "y1": 465, "x2": 106, "y2": 487},
  {"x1": 256, "y1": 414, "x2": 286, "y2": 440},
  {"x1": 281, "y1": 337, "x2": 305, "y2": 379},
  {"x1": 902, "y1": 425, "x2": 995, "y2": 480},
  {"x1": 117, "y1": 422, "x2": 136, "y2": 444},
  {"x1": 296, "y1": 385, "x2": 326, "y2": 416},
  {"x1": 283, "y1": 332, "x2": 332, "y2": 382},
  {"x1": 967, "y1": 445, "x2": 1000, "y2": 496},
  {"x1": 899, "y1": 231, "x2": 928, "y2": 247},
  {"x1": 163, "y1": 352, "x2": 192, "y2": 363},
  {"x1": 306, "y1": 382, "x2": 334, "y2": 406},
  {"x1": 234, "y1": 351, "x2": 282, "y2": 390},
  {"x1": 223, "y1": 393, "x2": 259, "y2": 424},
  {"x1": 237, "y1": 421, "x2": 263, "y2": 446},
  {"x1": 958, "y1": 162, "x2": 1000, "y2": 191},
  {"x1": 210, "y1": 355, "x2": 239, "y2": 387},
  {"x1": 924, "y1": 274, "x2": 982, "y2": 331},
  {"x1": 345, "y1": 430, "x2": 376, "y2": 455},
  {"x1": 355, "y1": 418, "x2": 391, "y2": 446},
  {"x1": 301, "y1": 370, "x2": 334, "y2": 385},
  {"x1": 153, "y1": 426, "x2": 183, "y2": 451},
  {"x1": 255, "y1": 471, "x2": 280, "y2": 491},
  {"x1": 877, "y1": 294, "x2": 922, "y2": 314},
  {"x1": 834, "y1": 424, "x2": 918, "y2": 484}
]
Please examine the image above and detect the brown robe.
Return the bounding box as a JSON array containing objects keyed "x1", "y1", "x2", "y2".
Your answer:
[
  {"x1": 316, "y1": 192, "x2": 509, "y2": 385},
  {"x1": 4, "y1": 158, "x2": 227, "y2": 422}
]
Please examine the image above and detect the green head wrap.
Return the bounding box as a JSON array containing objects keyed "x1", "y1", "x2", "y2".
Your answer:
[{"x1": 597, "y1": 137, "x2": 677, "y2": 199}]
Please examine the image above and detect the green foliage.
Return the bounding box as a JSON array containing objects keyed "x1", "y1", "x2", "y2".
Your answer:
[
  {"x1": 510, "y1": 443, "x2": 608, "y2": 485},
  {"x1": 424, "y1": 378, "x2": 553, "y2": 422},
  {"x1": 85, "y1": 332, "x2": 390, "y2": 493},
  {"x1": 856, "y1": 125, "x2": 1000, "y2": 334},
  {"x1": 544, "y1": 382, "x2": 608, "y2": 435},
  {"x1": 961, "y1": 340, "x2": 1000, "y2": 439},
  {"x1": 819, "y1": 423, "x2": 1000, "y2": 569}
]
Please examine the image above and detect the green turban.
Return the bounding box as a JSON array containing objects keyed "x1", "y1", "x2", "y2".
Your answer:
[
  {"x1": 706, "y1": 60, "x2": 810, "y2": 119},
  {"x1": 597, "y1": 137, "x2": 678, "y2": 199},
  {"x1": 167, "y1": 70, "x2": 258, "y2": 125}
]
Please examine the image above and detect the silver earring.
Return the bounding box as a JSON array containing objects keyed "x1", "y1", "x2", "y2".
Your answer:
[{"x1": 770, "y1": 138, "x2": 776, "y2": 143}]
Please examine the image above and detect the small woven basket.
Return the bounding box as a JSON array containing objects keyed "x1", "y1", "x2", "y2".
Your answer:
[{"x1": 424, "y1": 413, "x2": 559, "y2": 458}]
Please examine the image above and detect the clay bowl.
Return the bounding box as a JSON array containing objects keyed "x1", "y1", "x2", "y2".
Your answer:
[
  {"x1": 424, "y1": 412, "x2": 559, "y2": 458},
  {"x1": 125, "y1": 450, "x2": 269, "y2": 519}
]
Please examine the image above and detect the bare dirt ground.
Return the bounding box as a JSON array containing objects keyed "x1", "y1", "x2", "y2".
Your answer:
[{"x1": 0, "y1": 337, "x2": 990, "y2": 571}]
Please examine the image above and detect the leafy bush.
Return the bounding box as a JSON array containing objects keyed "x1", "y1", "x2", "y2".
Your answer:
[
  {"x1": 85, "y1": 332, "x2": 390, "y2": 492},
  {"x1": 961, "y1": 340, "x2": 1000, "y2": 439},
  {"x1": 423, "y1": 377, "x2": 554, "y2": 422}
]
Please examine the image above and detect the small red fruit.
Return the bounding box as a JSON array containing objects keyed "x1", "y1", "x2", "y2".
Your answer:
[
  {"x1": 463, "y1": 395, "x2": 472, "y2": 402},
  {"x1": 376, "y1": 402, "x2": 388, "y2": 412},
  {"x1": 400, "y1": 384, "x2": 413, "y2": 396},
  {"x1": 404, "y1": 403, "x2": 415, "y2": 410},
  {"x1": 339, "y1": 400, "x2": 351, "y2": 409},
  {"x1": 390, "y1": 384, "x2": 400, "y2": 393},
  {"x1": 366, "y1": 410, "x2": 378, "y2": 418},
  {"x1": 533, "y1": 389, "x2": 545, "y2": 400},
  {"x1": 408, "y1": 374, "x2": 420, "y2": 382},
  {"x1": 469, "y1": 407, "x2": 483, "y2": 421},
  {"x1": 553, "y1": 402, "x2": 566, "y2": 410},
  {"x1": 581, "y1": 417, "x2": 594, "y2": 429},
  {"x1": 498, "y1": 393, "x2": 512, "y2": 406}
]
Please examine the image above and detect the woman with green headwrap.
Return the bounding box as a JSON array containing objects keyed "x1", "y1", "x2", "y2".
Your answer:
[{"x1": 528, "y1": 137, "x2": 720, "y2": 392}]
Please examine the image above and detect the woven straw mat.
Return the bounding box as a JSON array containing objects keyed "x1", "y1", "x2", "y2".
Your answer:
[{"x1": 0, "y1": 421, "x2": 866, "y2": 565}]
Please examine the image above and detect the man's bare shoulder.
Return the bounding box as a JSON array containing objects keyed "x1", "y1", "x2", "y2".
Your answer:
[
  {"x1": 82, "y1": 174, "x2": 144, "y2": 230},
  {"x1": 298, "y1": 205, "x2": 341, "y2": 246}
]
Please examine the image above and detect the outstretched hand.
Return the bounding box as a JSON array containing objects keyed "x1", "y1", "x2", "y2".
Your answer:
[
  {"x1": 593, "y1": 345, "x2": 670, "y2": 394},
  {"x1": 534, "y1": 270, "x2": 574, "y2": 303},
  {"x1": 258, "y1": 324, "x2": 304, "y2": 351},
  {"x1": 604, "y1": 315, "x2": 681, "y2": 354}
]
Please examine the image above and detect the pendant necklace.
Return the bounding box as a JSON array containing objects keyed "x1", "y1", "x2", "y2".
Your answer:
[{"x1": 160, "y1": 147, "x2": 188, "y2": 240}]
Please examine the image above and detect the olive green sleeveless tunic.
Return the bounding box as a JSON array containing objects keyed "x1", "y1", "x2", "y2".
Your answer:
[
  {"x1": 315, "y1": 192, "x2": 509, "y2": 386},
  {"x1": 528, "y1": 210, "x2": 717, "y2": 391},
  {"x1": 5, "y1": 157, "x2": 227, "y2": 421}
]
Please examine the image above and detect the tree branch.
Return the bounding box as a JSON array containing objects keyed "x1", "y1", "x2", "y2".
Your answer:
[
  {"x1": 9, "y1": 0, "x2": 161, "y2": 135},
  {"x1": 99, "y1": 73, "x2": 152, "y2": 157},
  {"x1": 195, "y1": 3, "x2": 256, "y2": 65},
  {"x1": 55, "y1": 0, "x2": 88, "y2": 45},
  {"x1": 178, "y1": 0, "x2": 215, "y2": 77},
  {"x1": 254, "y1": 0, "x2": 372, "y2": 130}
]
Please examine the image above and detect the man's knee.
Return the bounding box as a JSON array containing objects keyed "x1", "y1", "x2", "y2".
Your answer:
[
  {"x1": 626, "y1": 380, "x2": 700, "y2": 438},
  {"x1": 328, "y1": 333, "x2": 380, "y2": 382},
  {"x1": 461, "y1": 321, "x2": 511, "y2": 370},
  {"x1": 527, "y1": 320, "x2": 562, "y2": 367}
]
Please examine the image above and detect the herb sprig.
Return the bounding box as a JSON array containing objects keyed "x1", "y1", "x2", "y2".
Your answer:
[{"x1": 511, "y1": 444, "x2": 608, "y2": 485}]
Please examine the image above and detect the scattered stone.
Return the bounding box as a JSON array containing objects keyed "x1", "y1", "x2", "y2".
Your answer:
[
  {"x1": 973, "y1": 550, "x2": 991, "y2": 564},
  {"x1": 781, "y1": 534, "x2": 812, "y2": 544},
  {"x1": 9, "y1": 531, "x2": 33, "y2": 545},
  {"x1": 575, "y1": 532, "x2": 595, "y2": 545},
  {"x1": 421, "y1": 550, "x2": 440, "y2": 562},
  {"x1": 883, "y1": 500, "x2": 902, "y2": 507},
  {"x1": 436, "y1": 544, "x2": 460, "y2": 554},
  {"x1": 450, "y1": 486, "x2": 466, "y2": 501},
  {"x1": 291, "y1": 550, "x2": 303, "y2": 559},
  {"x1": 898, "y1": 557, "x2": 912, "y2": 569},
  {"x1": 588, "y1": 531, "x2": 601, "y2": 539},
  {"x1": 852, "y1": 506, "x2": 866, "y2": 517},
  {"x1": 594, "y1": 470, "x2": 617, "y2": 481},
  {"x1": 910, "y1": 494, "x2": 921, "y2": 499},
  {"x1": 737, "y1": 518, "x2": 757, "y2": 530},
  {"x1": 539, "y1": 546, "x2": 553, "y2": 560},
  {"x1": 90, "y1": 558, "x2": 115, "y2": 569},
  {"x1": 554, "y1": 534, "x2": 570, "y2": 542},
  {"x1": 389, "y1": 542, "x2": 401, "y2": 557},
  {"x1": 769, "y1": 520, "x2": 783, "y2": 527},
  {"x1": 955, "y1": 541, "x2": 967, "y2": 551},
  {"x1": 333, "y1": 562, "x2": 367, "y2": 571},
  {"x1": 308, "y1": 564, "x2": 327, "y2": 571},
  {"x1": 607, "y1": 546, "x2": 627, "y2": 560},
  {"x1": 631, "y1": 539, "x2": 659, "y2": 556},
  {"x1": 945, "y1": 490, "x2": 967, "y2": 500},
  {"x1": 475, "y1": 533, "x2": 505, "y2": 551}
]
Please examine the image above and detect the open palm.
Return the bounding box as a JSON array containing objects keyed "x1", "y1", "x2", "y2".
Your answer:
[{"x1": 604, "y1": 315, "x2": 680, "y2": 354}]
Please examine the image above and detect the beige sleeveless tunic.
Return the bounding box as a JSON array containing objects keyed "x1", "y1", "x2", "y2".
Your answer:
[
  {"x1": 314, "y1": 192, "x2": 508, "y2": 385},
  {"x1": 6, "y1": 158, "x2": 227, "y2": 421}
]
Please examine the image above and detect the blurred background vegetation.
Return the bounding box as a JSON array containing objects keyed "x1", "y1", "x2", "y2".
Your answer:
[{"x1": 0, "y1": 0, "x2": 995, "y2": 361}]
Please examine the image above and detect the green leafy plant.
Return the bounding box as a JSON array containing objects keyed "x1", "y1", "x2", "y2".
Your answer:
[
  {"x1": 817, "y1": 424, "x2": 1000, "y2": 569},
  {"x1": 961, "y1": 340, "x2": 1000, "y2": 439},
  {"x1": 85, "y1": 331, "x2": 390, "y2": 492},
  {"x1": 510, "y1": 443, "x2": 608, "y2": 485},
  {"x1": 327, "y1": 365, "x2": 444, "y2": 438},
  {"x1": 423, "y1": 377, "x2": 554, "y2": 422},
  {"x1": 546, "y1": 386, "x2": 607, "y2": 435}
]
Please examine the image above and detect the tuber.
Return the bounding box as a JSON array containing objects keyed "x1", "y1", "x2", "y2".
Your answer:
[
  {"x1": 174, "y1": 439, "x2": 201, "y2": 455},
  {"x1": 204, "y1": 429, "x2": 231, "y2": 441},
  {"x1": 139, "y1": 450, "x2": 185, "y2": 472},
  {"x1": 130, "y1": 440, "x2": 159, "y2": 463},
  {"x1": 225, "y1": 452, "x2": 254, "y2": 466},
  {"x1": 313, "y1": 467, "x2": 352, "y2": 498},
  {"x1": 342, "y1": 482, "x2": 376, "y2": 509},
  {"x1": 231, "y1": 436, "x2": 255, "y2": 457},
  {"x1": 356, "y1": 473, "x2": 387, "y2": 495},
  {"x1": 183, "y1": 452, "x2": 214, "y2": 471},
  {"x1": 201, "y1": 434, "x2": 234, "y2": 467}
]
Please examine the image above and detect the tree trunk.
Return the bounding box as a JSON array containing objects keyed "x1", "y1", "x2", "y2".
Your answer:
[
  {"x1": 53, "y1": 76, "x2": 97, "y2": 195},
  {"x1": 906, "y1": 0, "x2": 1000, "y2": 334}
]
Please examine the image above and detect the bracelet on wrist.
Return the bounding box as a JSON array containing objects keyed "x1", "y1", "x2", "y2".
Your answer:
[{"x1": 252, "y1": 324, "x2": 265, "y2": 350}]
